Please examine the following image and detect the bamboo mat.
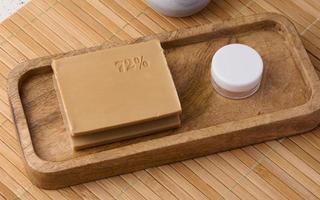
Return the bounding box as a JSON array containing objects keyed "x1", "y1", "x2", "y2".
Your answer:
[{"x1": 1, "y1": 0, "x2": 320, "y2": 199}]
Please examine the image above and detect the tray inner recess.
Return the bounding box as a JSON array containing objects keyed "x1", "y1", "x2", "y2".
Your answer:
[{"x1": 20, "y1": 21, "x2": 310, "y2": 162}]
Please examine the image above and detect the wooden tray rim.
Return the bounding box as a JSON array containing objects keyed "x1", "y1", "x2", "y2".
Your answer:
[{"x1": 8, "y1": 13, "x2": 320, "y2": 185}]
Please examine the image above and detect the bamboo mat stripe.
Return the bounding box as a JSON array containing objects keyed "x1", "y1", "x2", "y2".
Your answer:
[{"x1": 1, "y1": 0, "x2": 320, "y2": 199}]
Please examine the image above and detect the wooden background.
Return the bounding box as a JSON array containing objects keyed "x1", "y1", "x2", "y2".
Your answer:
[{"x1": 1, "y1": 0, "x2": 320, "y2": 199}]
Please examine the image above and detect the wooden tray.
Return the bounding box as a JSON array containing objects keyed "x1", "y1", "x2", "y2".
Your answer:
[{"x1": 8, "y1": 13, "x2": 320, "y2": 189}]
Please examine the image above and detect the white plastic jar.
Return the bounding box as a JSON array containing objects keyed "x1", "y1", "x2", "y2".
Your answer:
[
  {"x1": 211, "y1": 44, "x2": 264, "y2": 99},
  {"x1": 146, "y1": 0, "x2": 210, "y2": 17}
]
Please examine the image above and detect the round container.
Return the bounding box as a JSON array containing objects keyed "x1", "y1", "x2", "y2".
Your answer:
[
  {"x1": 146, "y1": 0, "x2": 210, "y2": 17},
  {"x1": 211, "y1": 44, "x2": 264, "y2": 99}
]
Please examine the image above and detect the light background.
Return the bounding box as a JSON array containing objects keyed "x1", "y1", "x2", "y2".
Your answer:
[{"x1": 0, "y1": 0, "x2": 28, "y2": 22}]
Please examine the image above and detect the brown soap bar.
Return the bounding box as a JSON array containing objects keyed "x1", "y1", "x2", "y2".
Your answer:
[
  {"x1": 52, "y1": 40, "x2": 181, "y2": 148},
  {"x1": 53, "y1": 77, "x2": 180, "y2": 150},
  {"x1": 72, "y1": 114, "x2": 181, "y2": 150}
]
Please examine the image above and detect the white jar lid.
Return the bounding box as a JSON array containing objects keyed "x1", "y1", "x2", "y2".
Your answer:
[
  {"x1": 146, "y1": 0, "x2": 210, "y2": 17},
  {"x1": 211, "y1": 44, "x2": 263, "y2": 99}
]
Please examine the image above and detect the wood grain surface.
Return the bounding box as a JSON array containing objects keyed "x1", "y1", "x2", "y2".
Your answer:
[{"x1": 1, "y1": 0, "x2": 320, "y2": 199}]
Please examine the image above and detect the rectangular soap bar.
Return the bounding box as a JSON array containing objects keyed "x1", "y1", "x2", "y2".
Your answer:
[
  {"x1": 72, "y1": 114, "x2": 181, "y2": 150},
  {"x1": 53, "y1": 78, "x2": 181, "y2": 150},
  {"x1": 52, "y1": 40, "x2": 182, "y2": 144}
]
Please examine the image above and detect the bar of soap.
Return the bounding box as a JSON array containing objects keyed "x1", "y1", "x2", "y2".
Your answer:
[
  {"x1": 52, "y1": 40, "x2": 182, "y2": 149},
  {"x1": 72, "y1": 114, "x2": 180, "y2": 150}
]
